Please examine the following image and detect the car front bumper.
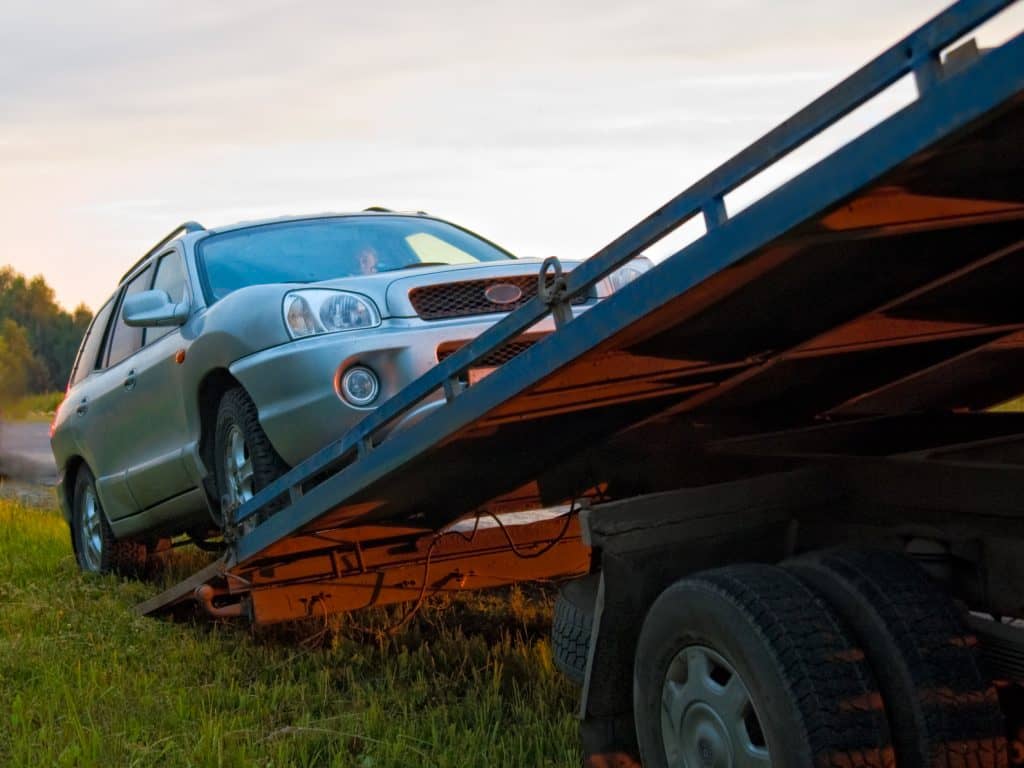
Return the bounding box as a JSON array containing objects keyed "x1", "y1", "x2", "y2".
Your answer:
[{"x1": 229, "y1": 310, "x2": 582, "y2": 467}]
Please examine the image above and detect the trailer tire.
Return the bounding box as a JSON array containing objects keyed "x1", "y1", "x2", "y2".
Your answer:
[
  {"x1": 71, "y1": 466, "x2": 148, "y2": 576},
  {"x1": 787, "y1": 549, "x2": 1007, "y2": 768},
  {"x1": 634, "y1": 563, "x2": 893, "y2": 768},
  {"x1": 552, "y1": 575, "x2": 597, "y2": 685}
]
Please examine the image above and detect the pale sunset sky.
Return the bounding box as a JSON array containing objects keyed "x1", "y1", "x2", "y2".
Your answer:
[{"x1": 2, "y1": 0, "x2": 1021, "y2": 311}]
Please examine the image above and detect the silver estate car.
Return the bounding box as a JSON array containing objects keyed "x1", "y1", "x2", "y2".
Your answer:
[{"x1": 51, "y1": 211, "x2": 650, "y2": 574}]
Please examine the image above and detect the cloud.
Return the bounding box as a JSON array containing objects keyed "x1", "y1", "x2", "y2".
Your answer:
[{"x1": 2, "y1": 0, "x2": 1005, "y2": 310}]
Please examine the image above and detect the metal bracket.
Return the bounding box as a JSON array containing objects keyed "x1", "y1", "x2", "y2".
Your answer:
[
  {"x1": 702, "y1": 196, "x2": 728, "y2": 230},
  {"x1": 443, "y1": 377, "x2": 464, "y2": 402},
  {"x1": 539, "y1": 256, "x2": 573, "y2": 329},
  {"x1": 357, "y1": 435, "x2": 374, "y2": 458},
  {"x1": 913, "y1": 51, "x2": 944, "y2": 95},
  {"x1": 944, "y1": 38, "x2": 984, "y2": 79}
]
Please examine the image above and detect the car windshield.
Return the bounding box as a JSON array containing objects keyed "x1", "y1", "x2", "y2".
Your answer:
[{"x1": 197, "y1": 216, "x2": 515, "y2": 301}]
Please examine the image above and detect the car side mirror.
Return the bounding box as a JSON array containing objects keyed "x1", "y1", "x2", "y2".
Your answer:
[{"x1": 123, "y1": 289, "x2": 190, "y2": 327}]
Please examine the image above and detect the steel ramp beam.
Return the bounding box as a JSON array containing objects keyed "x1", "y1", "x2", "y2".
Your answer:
[
  {"x1": 232, "y1": 0, "x2": 1020, "y2": 535},
  {"x1": 233, "y1": 27, "x2": 1024, "y2": 565}
]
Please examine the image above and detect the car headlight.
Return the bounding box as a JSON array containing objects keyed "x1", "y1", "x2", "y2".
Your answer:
[
  {"x1": 282, "y1": 290, "x2": 381, "y2": 339},
  {"x1": 606, "y1": 256, "x2": 653, "y2": 293}
]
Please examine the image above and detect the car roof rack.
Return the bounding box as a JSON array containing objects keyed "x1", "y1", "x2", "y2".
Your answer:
[{"x1": 120, "y1": 221, "x2": 205, "y2": 284}]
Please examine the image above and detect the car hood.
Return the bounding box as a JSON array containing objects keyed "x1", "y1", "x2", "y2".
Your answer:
[{"x1": 301, "y1": 259, "x2": 584, "y2": 319}]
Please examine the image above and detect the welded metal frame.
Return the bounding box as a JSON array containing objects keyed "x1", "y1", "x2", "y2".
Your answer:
[
  {"x1": 139, "y1": 512, "x2": 590, "y2": 625},
  {"x1": 238, "y1": 513, "x2": 589, "y2": 624},
  {"x1": 231, "y1": 0, "x2": 1024, "y2": 565}
]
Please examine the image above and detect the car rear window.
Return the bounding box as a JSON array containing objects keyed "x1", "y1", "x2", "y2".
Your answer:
[{"x1": 196, "y1": 216, "x2": 514, "y2": 302}]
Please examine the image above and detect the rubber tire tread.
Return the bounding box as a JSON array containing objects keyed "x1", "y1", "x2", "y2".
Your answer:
[
  {"x1": 634, "y1": 563, "x2": 894, "y2": 768},
  {"x1": 552, "y1": 575, "x2": 598, "y2": 685},
  {"x1": 72, "y1": 466, "x2": 148, "y2": 576},
  {"x1": 787, "y1": 550, "x2": 1007, "y2": 768},
  {"x1": 213, "y1": 387, "x2": 287, "y2": 527}
]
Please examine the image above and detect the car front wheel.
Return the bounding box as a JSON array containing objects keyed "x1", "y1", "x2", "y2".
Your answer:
[{"x1": 213, "y1": 387, "x2": 286, "y2": 529}]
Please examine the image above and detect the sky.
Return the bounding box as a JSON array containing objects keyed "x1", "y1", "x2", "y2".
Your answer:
[{"x1": 1, "y1": 0, "x2": 1021, "y2": 311}]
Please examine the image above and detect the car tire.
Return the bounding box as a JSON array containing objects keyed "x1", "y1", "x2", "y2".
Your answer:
[
  {"x1": 552, "y1": 574, "x2": 598, "y2": 686},
  {"x1": 634, "y1": 563, "x2": 893, "y2": 768},
  {"x1": 213, "y1": 386, "x2": 287, "y2": 529},
  {"x1": 787, "y1": 549, "x2": 1007, "y2": 768},
  {"x1": 71, "y1": 466, "x2": 148, "y2": 576}
]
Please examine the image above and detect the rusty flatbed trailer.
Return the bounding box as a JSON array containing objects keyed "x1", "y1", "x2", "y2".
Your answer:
[{"x1": 143, "y1": 0, "x2": 1024, "y2": 763}]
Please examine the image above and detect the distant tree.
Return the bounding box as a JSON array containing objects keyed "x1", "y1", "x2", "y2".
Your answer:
[
  {"x1": 0, "y1": 319, "x2": 48, "y2": 404},
  {"x1": 0, "y1": 267, "x2": 92, "y2": 392}
]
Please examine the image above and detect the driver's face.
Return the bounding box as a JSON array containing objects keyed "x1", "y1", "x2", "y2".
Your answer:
[{"x1": 358, "y1": 247, "x2": 378, "y2": 274}]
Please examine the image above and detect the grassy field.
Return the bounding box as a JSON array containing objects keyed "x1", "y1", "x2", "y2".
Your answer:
[
  {"x1": 0, "y1": 496, "x2": 580, "y2": 767},
  {"x1": 994, "y1": 396, "x2": 1024, "y2": 412}
]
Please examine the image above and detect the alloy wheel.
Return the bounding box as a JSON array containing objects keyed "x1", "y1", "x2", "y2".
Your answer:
[
  {"x1": 78, "y1": 485, "x2": 104, "y2": 572},
  {"x1": 223, "y1": 423, "x2": 255, "y2": 509}
]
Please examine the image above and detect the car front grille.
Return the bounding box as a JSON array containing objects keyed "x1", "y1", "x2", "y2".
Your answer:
[
  {"x1": 437, "y1": 338, "x2": 539, "y2": 368},
  {"x1": 409, "y1": 276, "x2": 588, "y2": 321}
]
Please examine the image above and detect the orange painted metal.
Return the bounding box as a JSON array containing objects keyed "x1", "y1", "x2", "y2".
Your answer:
[
  {"x1": 243, "y1": 513, "x2": 587, "y2": 625},
  {"x1": 161, "y1": 512, "x2": 589, "y2": 626}
]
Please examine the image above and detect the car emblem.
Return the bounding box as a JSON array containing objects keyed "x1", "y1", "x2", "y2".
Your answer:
[{"x1": 484, "y1": 283, "x2": 523, "y2": 305}]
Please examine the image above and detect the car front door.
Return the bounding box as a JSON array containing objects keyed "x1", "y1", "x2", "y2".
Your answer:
[
  {"x1": 86, "y1": 264, "x2": 155, "y2": 519},
  {"x1": 121, "y1": 248, "x2": 196, "y2": 510}
]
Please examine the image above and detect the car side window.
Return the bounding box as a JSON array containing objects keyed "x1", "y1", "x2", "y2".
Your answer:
[
  {"x1": 147, "y1": 252, "x2": 190, "y2": 343},
  {"x1": 106, "y1": 265, "x2": 154, "y2": 367},
  {"x1": 69, "y1": 296, "x2": 117, "y2": 387}
]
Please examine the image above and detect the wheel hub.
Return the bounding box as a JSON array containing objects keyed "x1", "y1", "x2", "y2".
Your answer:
[
  {"x1": 661, "y1": 645, "x2": 771, "y2": 767},
  {"x1": 683, "y1": 705, "x2": 731, "y2": 767},
  {"x1": 78, "y1": 486, "x2": 103, "y2": 571},
  {"x1": 223, "y1": 424, "x2": 255, "y2": 509}
]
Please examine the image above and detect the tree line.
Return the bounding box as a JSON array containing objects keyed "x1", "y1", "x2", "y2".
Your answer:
[{"x1": 0, "y1": 266, "x2": 92, "y2": 403}]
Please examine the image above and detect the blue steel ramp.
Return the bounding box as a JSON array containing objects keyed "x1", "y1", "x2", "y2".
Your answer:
[{"x1": 227, "y1": 0, "x2": 1024, "y2": 568}]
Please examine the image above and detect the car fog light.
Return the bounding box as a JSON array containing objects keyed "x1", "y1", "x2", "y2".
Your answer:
[{"x1": 340, "y1": 366, "x2": 380, "y2": 406}]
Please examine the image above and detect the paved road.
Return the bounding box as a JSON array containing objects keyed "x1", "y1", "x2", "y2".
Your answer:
[{"x1": 0, "y1": 420, "x2": 56, "y2": 484}]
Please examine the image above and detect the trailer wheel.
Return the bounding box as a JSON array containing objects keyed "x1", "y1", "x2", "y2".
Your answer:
[
  {"x1": 634, "y1": 563, "x2": 893, "y2": 768},
  {"x1": 71, "y1": 465, "x2": 147, "y2": 576},
  {"x1": 552, "y1": 575, "x2": 598, "y2": 685},
  {"x1": 213, "y1": 387, "x2": 286, "y2": 528},
  {"x1": 787, "y1": 549, "x2": 1007, "y2": 767}
]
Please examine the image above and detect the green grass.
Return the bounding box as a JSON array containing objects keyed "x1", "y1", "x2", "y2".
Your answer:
[
  {"x1": 993, "y1": 396, "x2": 1024, "y2": 413},
  {"x1": 3, "y1": 391, "x2": 63, "y2": 421},
  {"x1": 0, "y1": 498, "x2": 580, "y2": 767}
]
